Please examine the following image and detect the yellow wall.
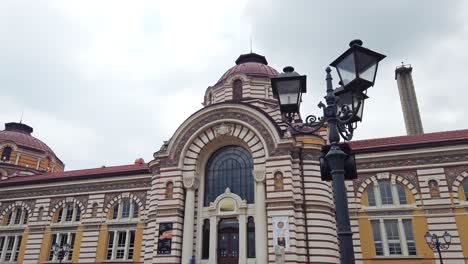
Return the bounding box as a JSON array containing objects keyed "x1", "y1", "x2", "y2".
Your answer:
[
  {"x1": 73, "y1": 225, "x2": 84, "y2": 263},
  {"x1": 17, "y1": 229, "x2": 29, "y2": 263},
  {"x1": 95, "y1": 224, "x2": 108, "y2": 262},
  {"x1": 455, "y1": 208, "x2": 468, "y2": 261},
  {"x1": 39, "y1": 227, "x2": 52, "y2": 263},
  {"x1": 134, "y1": 223, "x2": 144, "y2": 261}
]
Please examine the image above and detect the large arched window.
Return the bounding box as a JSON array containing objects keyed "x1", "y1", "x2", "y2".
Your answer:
[
  {"x1": 204, "y1": 146, "x2": 254, "y2": 206},
  {"x1": 1, "y1": 147, "x2": 12, "y2": 162},
  {"x1": 366, "y1": 179, "x2": 408, "y2": 207}
]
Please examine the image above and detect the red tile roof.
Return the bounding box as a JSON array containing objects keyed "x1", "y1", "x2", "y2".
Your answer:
[
  {"x1": 350, "y1": 129, "x2": 468, "y2": 152},
  {"x1": 0, "y1": 163, "x2": 150, "y2": 187}
]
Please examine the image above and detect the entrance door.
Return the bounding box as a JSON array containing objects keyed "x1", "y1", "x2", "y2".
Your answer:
[{"x1": 218, "y1": 218, "x2": 239, "y2": 264}]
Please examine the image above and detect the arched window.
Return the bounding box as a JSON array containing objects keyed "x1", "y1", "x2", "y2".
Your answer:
[
  {"x1": 111, "y1": 199, "x2": 139, "y2": 220},
  {"x1": 91, "y1": 203, "x2": 99, "y2": 218},
  {"x1": 274, "y1": 171, "x2": 284, "y2": 191},
  {"x1": 366, "y1": 179, "x2": 408, "y2": 206},
  {"x1": 165, "y1": 182, "x2": 174, "y2": 199},
  {"x1": 463, "y1": 179, "x2": 468, "y2": 201},
  {"x1": 204, "y1": 146, "x2": 254, "y2": 206},
  {"x1": 428, "y1": 180, "x2": 440, "y2": 198},
  {"x1": 56, "y1": 204, "x2": 81, "y2": 223},
  {"x1": 232, "y1": 80, "x2": 243, "y2": 100},
  {"x1": 5, "y1": 207, "x2": 28, "y2": 225},
  {"x1": 38, "y1": 207, "x2": 44, "y2": 221},
  {"x1": 1, "y1": 147, "x2": 12, "y2": 162}
]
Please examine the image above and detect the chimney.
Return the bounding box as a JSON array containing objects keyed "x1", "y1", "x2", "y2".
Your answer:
[{"x1": 395, "y1": 64, "x2": 424, "y2": 135}]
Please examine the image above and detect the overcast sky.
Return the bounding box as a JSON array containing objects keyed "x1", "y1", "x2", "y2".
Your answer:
[{"x1": 1, "y1": 0, "x2": 468, "y2": 170}]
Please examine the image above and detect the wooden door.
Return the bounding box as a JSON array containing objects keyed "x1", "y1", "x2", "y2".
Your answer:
[{"x1": 218, "y1": 218, "x2": 239, "y2": 264}]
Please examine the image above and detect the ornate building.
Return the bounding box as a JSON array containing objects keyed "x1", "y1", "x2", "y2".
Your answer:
[{"x1": 1, "y1": 53, "x2": 468, "y2": 264}]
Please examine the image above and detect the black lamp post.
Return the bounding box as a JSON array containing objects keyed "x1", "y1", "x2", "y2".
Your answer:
[
  {"x1": 425, "y1": 231, "x2": 451, "y2": 264},
  {"x1": 271, "y1": 39, "x2": 385, "y2": 264},
  {"x1": 52, "y1": 243, "x2": 71, "y2": 264}
]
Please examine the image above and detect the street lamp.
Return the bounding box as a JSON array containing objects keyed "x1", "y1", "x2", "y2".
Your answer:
[
  {"x1": 52, "y1": 243, "x2": 71, "y2": 264},
  {"x1": 271, "y1": 39, "x2": 385, "y2": 264},
  {"x1": 425, "y1": 231, "x2": 451, "y2": 264}
]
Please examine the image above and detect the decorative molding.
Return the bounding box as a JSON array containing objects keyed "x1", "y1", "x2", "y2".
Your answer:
[
  {"x1": 445, "y1": 166, "x2": 468, "y2": 189},
  {"x1": 357, "y1": 153, "x2": 468, "y2": 170},
  {"x1": 0, "y1": 179, "x2": 151, "y2": 200},
  {"x1": 253, "y1": 167, "x2": 266, "y2": 183},
  {"x1": 161, "y1": 111, "x2": 277, "y2": 167},
  {"x1": 213, "y1": 123, "x2": 234, "y2": 137},
  {"x1": 182, "y1": 172, "x2": 199, "y2": 190}
]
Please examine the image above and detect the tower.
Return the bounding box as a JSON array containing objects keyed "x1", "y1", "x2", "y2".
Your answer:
[{"x1": 395, "y1": 64, "x2": 424, "y2": 135}]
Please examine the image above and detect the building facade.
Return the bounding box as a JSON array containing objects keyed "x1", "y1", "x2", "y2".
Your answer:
[{"x1": 1, "y1": 53, "x2": 468, "y2": 264}]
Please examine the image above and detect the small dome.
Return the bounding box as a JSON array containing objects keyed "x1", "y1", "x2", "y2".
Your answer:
[
  {"x1": 0, "y1": 122, "x2": 64, "y2": 175},
  {"x1": 0, "y1": 123, "x2": 55, "y2": 155},
  {"x1": 217, "y1": 53, "x2": 278, "y2": 84}
]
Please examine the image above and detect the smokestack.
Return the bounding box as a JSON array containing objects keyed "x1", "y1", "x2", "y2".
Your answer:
[{"x1": 395, "y1": 64, "x2": 424, "y2": 135}]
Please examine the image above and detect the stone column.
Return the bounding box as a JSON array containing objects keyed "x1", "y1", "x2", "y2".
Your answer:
[
  {"x1": 253, "y1": 167, "x2": 268, "y2": 264},
  {"x1": 181, "y1": 174, "x2": 199, "y2": 264},
  {"x1": 209, "y1": 215, "x2": 218, "y2": 264},
  {"x1": 238, "y1": 214, "x2": 247, "y2": 264}
]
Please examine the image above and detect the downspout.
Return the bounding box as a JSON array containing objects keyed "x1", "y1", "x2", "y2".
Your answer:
[{"x1": 299, "y1": 148, "x2": 311, "y2": 264}]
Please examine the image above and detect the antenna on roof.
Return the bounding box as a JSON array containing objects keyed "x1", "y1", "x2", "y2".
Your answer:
[
  {"x1": 250, "y1": 35, "x2": 253, "y2": 53},
  {"x1": 19, "y1": 110, "x2": 24, "y2": 124}
]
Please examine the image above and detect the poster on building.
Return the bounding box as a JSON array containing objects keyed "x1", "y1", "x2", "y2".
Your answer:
[
  {"x1": 272, "y1": 216, "x2": 290, "y2": 250},
  {"x1": 157, "y1": 222, "x2": 173, "y2": 255}
]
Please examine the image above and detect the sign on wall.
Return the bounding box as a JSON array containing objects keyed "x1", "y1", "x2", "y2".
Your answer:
[
  {"x1": 272, "y1": 216, "x2": 290, "y2": 250},
  {"x1": 157, "y1": 222, "x2": 173, "y2": 255}
]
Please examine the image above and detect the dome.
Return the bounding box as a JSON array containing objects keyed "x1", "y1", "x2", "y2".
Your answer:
[
  {"x1": 217, "y1": 53, "x2": 278, "y2": 84},
  {"x1": 0, "y1": 122, "x2": 55, "y2": 154}
]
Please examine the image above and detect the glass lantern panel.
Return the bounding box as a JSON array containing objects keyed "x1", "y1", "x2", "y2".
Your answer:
[
  {"x1": 336, "y1": 53, "x2": 356, "y2": 86},
  {"x1": 356, "y1": 50, "x2": 377, "y2": 83},
  {"x1": 277, "y1": 80, "x2": 301, "y2": 106}
]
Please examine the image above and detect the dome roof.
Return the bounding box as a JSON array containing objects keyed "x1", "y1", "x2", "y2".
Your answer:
[
  {"x1": 217, "y1": 53, "x2": 278, "y2": 84},
  {"x1": 0, "y1": 122, "x2": 56, "y2": 155}
]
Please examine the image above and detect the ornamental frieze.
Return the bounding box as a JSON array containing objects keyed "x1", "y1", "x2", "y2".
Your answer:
[
  {"x1": 445, "y1": 166, "x2": 468, "y2": 189},
  {"x1": 161, "y1": 111, "x2": 279, "y2": 168},
  {"x1": 356, "y1": 153, "x2": 468, "y2": 170},
  {"x1": 353, "y1": 170, "x2": 419, "y2": 193},
  {"x1": 0, "y1": 179, "x2": 151, "y2": 201}
]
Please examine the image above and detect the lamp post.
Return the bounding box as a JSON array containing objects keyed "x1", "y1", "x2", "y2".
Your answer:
[
  {"x1": 425, "y1": 231, "x2": 451, "y2": 264},
  {"x1": 271, "y1": 39, "x2": 385, "y2": 264},
  {"x1": 52, "y1": 243, "x2": 71, "y2": 264}
]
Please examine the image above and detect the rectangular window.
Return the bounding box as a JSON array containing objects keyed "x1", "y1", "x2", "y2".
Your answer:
[
  {"x1": 0, "y1": 235, "x2": 22, "y2": 263},
  {"x1": 13, "y1": 209, "x2": 21, "y2": 225},
  {"x1": 106, "y1": 232, "x2": 114, "y2": 260},
  {"x1": 370, "y1": 220, "x2": 383, "y2": 256},
  {"x1": 48, "y1": 233, "x2": 75, "y2": 262},
  {"x1": 121, "y1": 200, "x2": 131, "y2": 218},
  {"x1": 65, "y1": 205, "x2": 74, "y2": 222},
  {"x1": 397, "y1": 184, "x2": 407, "y2": 205},
  {"x1": 13, "y1": 236, "x2": 21, "y2": 261},
  {"x1": 106, "y1": 230, "x2": 136, "y2": 260},
  {"x1": 385, "y1": 220, "x2": 402, "y2": 255},
  {"x1": 403, "y1": 219, "x2": 416, "y2": 255},
  {"x1": 57, "y1": 208, "x2": 63, "y2": 223},
  {"x1": 379, "y1": 180, "x2": 394, "y2": 205},
  {"x1": 367, "y1": 186, "x2": 376, "y2": 206}
]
